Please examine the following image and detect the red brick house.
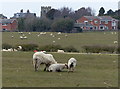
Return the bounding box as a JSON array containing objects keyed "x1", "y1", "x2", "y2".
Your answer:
[
  {"x1": 0, "y1": 19, "x2": 18, "y2": 31},
  {"x1": 76, "y1": 16, "x2": 118, "y2": 30}
]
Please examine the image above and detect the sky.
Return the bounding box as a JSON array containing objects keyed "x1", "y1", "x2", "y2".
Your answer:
[{"x1": 0, "y1": 0, "x2": 119, "y2": 18}]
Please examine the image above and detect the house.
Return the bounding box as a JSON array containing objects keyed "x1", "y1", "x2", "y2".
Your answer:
[
  {"x1": 0, "y1": 14, "x2": 7, "y2": 19},
  {"x1": 0, "y1": 19, "x2": 18, "y2": 31},
  {"x1": 11, "y1": 10, "x2": 36, "y2": 19},
  {"x1": 76, "y1": 16, "x2": 118, "y2": 30}
]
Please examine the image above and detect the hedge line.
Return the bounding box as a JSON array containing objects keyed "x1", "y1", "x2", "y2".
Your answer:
[
  {"x1": 82, "y1": 45, "x2": 120, "y2": 53},
  {"x1": 2, "y1": 43, "x2": 79, "y2": 52}
]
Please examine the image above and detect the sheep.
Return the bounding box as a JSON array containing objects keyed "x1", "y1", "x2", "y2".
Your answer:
[
  {"x1": 58, "y1": 38, "x2": 60, "y2": 40},
  {"x1": 23, "y1": 36, "x2": 27, "y2": 39},
  {"x1": 20, "y1": 36, "x2": 23, "y2": 39},
  {"x1": 68, "y1": 58, "x2": 77, "y2": 72},
  {"x1": 48, "y1": 63, "x2": 68, "y2": 72},
  {"x1": 1, "y1": 48, "x2": 14, "y2": 52},
  {"x1": 114, "y1": 41, "x2": 118, "y2": 44},
  {"x1": 57, "y1": 32, "x2": 61, "y2": 35},
  {"x1": 57, "y1": 50, "x2": 64, "y2": 53},
  {"x1": 32, "y1": 52, "x2": 57, "y2": 71},
  {"x1": 53, "y1": 41, "x2": 55, "y2": 43}
]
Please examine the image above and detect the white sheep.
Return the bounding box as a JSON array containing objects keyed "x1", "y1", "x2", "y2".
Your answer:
[
  {"x1": 68, "y1": 58, "x2": 77, "y2": 72},
  {"x1": 32, "y1": 52, "x2": 57, "y2": 71},
  {"x1": 17, "y1": 46, "x2": 22, "y2": 50},
  {"x1": 48, "y1": 63, "x2": 68, "y2": 72},
  {"x1": 57, "y1": 50, "x2": 64, "y2": 53}
]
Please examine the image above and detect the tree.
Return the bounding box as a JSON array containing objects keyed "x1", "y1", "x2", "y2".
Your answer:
[
  {"x1": 46, "y1": 9, "x2": 57, "y2": 20},
  {"x1": 106, "y1": 9, "x2": 114, "y2": 15},
  {"x1": 51, "y1": 18, "x2": 74, "y2": 33},
  {"x1": 74, "y1": 7, "x2": 94, "y2": 20},
  {"x1": 98, "y1": 7, "x2": 105, "y2": 16},
  {"x1": 18, "y1": 18, "x2": 25, "y2": 31},
  {"x1": 32, "y1": 18, "x2": 51, "y2": 32}
]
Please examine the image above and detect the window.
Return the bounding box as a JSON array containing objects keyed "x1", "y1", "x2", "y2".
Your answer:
[
  {"x1": 94, "y1": 20, "x2": 98, "y2": 24},
  {"x1": 105, "y1": 21, "x2": 108, "y2": 24},
  {"x1": 112, "y1": 21, "x2": 116, "y2": 26},
  {"x1": 99, "y1": 26, "x2": 104, "y2": 30},
  {"x1": 2, "y1": 23, "x2": 7, "y2": 26},
  {"x1": 90, "y1": 27, "x2": 93, "y2": 30},
  {"x1": 105, "y1": 26, "x2": 108, "y2": 30},
  {"x1": 84, "y1": 21, "x2": 88, "y2": 24},
  {"x1": 94, "y1": 26, "x2": 98, "y2": 30}
]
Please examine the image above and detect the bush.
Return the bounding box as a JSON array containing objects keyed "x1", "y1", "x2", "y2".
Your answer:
[
  {"x1": 117, "y1": 46, "x2": 120, "y2": 53},
  {"x1": 39, "y1": 45, "x2": 79, "y2": 52},
  {"x1": 64, "y1": 46, "x2": 79, "y2": 52},
  {"x1": 39, "y1": 45, "x2": 62, "y2": 52},
  {"x1": 82, "y1": 45, "x2": 116, "y2": 53},
  {"x1": 2, "y1": 43, "x2": 13, "y2": 49},
  {"x1": 15, "y1": 44, "x2": 39, "y2": 51}
]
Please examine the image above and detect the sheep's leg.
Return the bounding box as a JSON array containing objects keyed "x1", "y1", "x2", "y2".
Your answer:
[
  {"x1": 34, "y1": 59, "x2": 41, "y2": 72},
  {"x1": 44, "y1": 64, "x2": 50, "y2": 71},
  {"x1": 35, "y1": 59, "x2": 39, "y2": 71}
]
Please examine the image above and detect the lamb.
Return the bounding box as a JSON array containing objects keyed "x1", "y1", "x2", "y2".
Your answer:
[
  {"x1": 68, "y1": 58, "x2": 77, "y2": 72},
  {"x1": 32, "y1": 52, "x2": 57, "y2": 71},
  {"x1": 48, "y1": 63, "x2": 68, "y2": 72}
]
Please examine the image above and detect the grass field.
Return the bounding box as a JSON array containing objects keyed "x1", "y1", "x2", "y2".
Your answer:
[
  {"x1": 2, "y1": 31, "x2": 118, "y2": 52},
  {"x1": 2, "y1": 52, "x2": 118, "y2": 87},
  {"x1": 2, "y1": 31, "x2": 118, "y2": 87}
]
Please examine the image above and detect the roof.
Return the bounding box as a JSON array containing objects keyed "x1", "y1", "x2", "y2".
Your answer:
[
  {"x1": 84, "y1": 16, "x2": 117, "y2": 21},
  {"x1": 12, "y1": 12, "x2": 36, "y2": 18},
  {"x1": 0, "y1": 19, "x2": 17, "y2": 24}
]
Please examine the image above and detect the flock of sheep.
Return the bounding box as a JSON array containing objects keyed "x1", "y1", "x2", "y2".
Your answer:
[{"x1": 32, "y1": 51, "x2": 77, "y2": 72}]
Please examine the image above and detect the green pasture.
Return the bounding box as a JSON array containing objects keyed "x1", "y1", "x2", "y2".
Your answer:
[
  {"x1": 2, "y1": 31, "x2": 118, "y2": 52},
  {"x1": 2, "y1": 52, "x2": 118, "y2": 87}
]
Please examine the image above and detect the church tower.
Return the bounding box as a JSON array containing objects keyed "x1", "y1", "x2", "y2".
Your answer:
[{"x1": 41, "y1": 6, "x2": 51, "y2": 18}]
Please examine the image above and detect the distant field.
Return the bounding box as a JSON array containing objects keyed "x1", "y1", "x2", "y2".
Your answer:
[
  {"x1": 2, "y1": 52, "x2": 118, "y2": 87},
  {"x1": 2, "y1": 31, "x2": 118, "y2": 52}
]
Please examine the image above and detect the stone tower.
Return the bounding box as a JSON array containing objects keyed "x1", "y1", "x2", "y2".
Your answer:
[{"x1": 41, "y1": 6, "x2": 51, "y2": 18}]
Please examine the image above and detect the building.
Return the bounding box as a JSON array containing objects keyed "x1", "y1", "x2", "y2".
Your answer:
[
  {"x1": 0, "y1": 14, "x2": 7, "y2": 19},
  {"x1": 41, "y1": 6, "x2": 51, "y2": 18},
  {"x1": 11, "y1": 10, "x2": 36, "y2": 19},
  {"x1": 0, "y1": 19, "x2": 18, "y2": 31},
  {"x1": 76, "y1": 16, "x2": 118, "y2": 30}
]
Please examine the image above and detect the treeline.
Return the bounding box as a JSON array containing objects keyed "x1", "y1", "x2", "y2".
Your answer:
[{"x1": 18, "y1": 7, "x2": 94, "y2": 32}]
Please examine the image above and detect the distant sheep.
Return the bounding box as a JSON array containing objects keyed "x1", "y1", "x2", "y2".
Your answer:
[
  {"x1": 17, "y1": 46, "x2": 22, "y2": 50},
  {"x1": 68, "y1": 58, "x2": 77, "y2": 72},
  {"x1": 32, "y1": 52, "x2": 57, "y2": 71},
  {"x1": 57, "y1": 50, "x2": 64, "y2": 53},
  {"x1": 48, "y1": 63, "x2": 68, "y2": 72}
]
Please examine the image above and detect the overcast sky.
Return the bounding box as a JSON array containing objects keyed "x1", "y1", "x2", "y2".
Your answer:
[{"x1": 0, "y1": 0, "x2": 119, "y2": 18}]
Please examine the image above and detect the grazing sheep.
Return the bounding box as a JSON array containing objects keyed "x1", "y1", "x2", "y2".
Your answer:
[
  {"x1": 32, "y1": 52, "x2": 57, "y2": 71},
  {"x1": 20, "y1": 36, "x2": 24, "y2": 39},
  {"x1": 57, "y1": 50, "x2": 64, "y2": 53},
  {"x1": 68, "y1": 58, "x2": 77, "y2": 72},
  {"x1": 48, "y1": 63, "x2": 68, "y2": 72},
  {"x1": 114, "y1": 41, "x2": 118, "y2": 44},
  {"x1": 57, "y1": 32, "x2": 61, "y2": 35}
]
